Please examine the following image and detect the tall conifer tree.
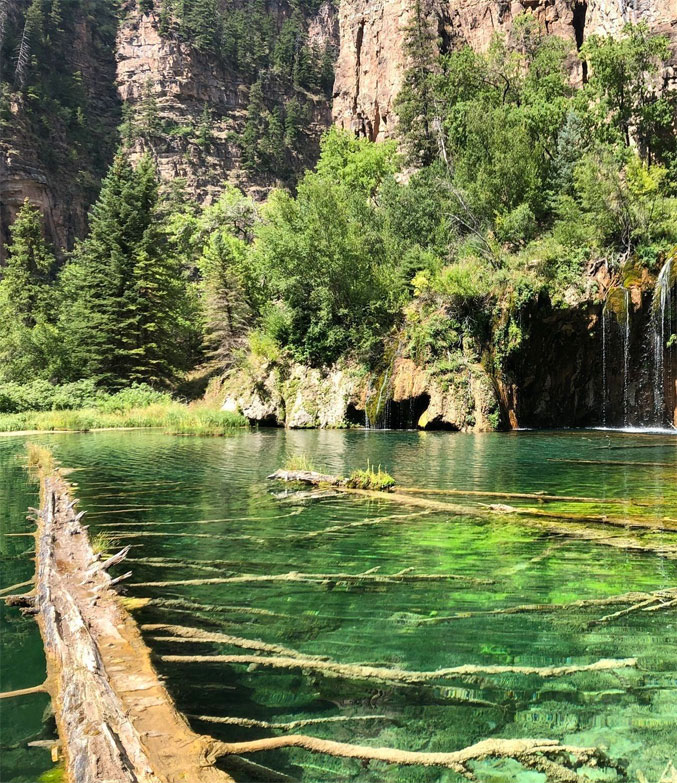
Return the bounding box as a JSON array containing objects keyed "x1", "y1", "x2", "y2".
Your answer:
[{"x1": 59, "y1": 153, "x2": 190, "y2": 387}]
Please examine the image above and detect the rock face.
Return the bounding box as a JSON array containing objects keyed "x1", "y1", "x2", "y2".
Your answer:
[
  {"x1": 333, "y1": 0, "x2": 677, "y2": 142},
  {"x1": 116, "y1": 3, "x2": 337, "y2": 204},
  {"x1": 0, "y1": 0, "x2": 120, "y2": 260},
  {"x1": 333, "y1": 0, "x2": 410, "y2": 141},
  {"x1": 1, "y1": 0, "x2": 337, "y2": 256},
  {"x1": 220, "y1": 355, "x2": 499, "y2": 431}
]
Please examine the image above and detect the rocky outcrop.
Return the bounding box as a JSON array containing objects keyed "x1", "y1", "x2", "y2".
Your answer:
[
  {"x1": 221, "y1": 355, "x2": 499, "y2": 431},
  {"x1": 333, "y1": 0, "x2": 409, "y2": 141},
  {"x1": 333, "y1": 0, "x2": 677, "y2": 143}
]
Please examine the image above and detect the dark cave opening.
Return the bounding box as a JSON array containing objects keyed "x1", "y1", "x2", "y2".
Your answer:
[{"x1": 573, "y1": 2, "x2": 588, "y2": 80}]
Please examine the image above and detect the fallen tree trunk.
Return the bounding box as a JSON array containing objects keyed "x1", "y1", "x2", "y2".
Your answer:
[
  {"x1": 29, "y1": 458, "x2": 233, "y2": 783},
  {"x1": 208, "y1": 734, "x2": 622, "y2": 783}
]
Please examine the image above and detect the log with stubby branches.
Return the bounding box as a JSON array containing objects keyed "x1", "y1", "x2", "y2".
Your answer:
[
  {"x1": 268, "y1": 469, "x2": 677, "y2": 536},
  {"x1": 25, "y1": 455, "x2": 234, "y2": 783}
]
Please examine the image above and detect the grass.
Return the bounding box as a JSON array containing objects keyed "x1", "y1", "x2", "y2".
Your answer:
[
  {"x1": 284, "y1": 454, "x2": 317, "y2": 472},
  {"x1": 346, "y1": 462, "x2": 396, "y2": 491},
  {"x1": 91, "y1": 532, "x2": 119, "y2": 557},
  {"x1": 0, "y1": 403, "x2": 248, "y2": 436},
  {"x1": 26, "y1": 443, "x2": 56, "y2": 475}
]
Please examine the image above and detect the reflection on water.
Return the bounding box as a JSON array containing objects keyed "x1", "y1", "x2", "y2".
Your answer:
[{"x1": 1, "y1": 429, "x2": 677, "y2": 782}]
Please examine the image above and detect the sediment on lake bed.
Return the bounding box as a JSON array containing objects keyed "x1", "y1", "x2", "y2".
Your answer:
[{"x1": 20, "y1": 454, "x2": 234, "y2": 783}]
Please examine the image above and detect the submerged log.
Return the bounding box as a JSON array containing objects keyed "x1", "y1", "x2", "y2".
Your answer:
[
  {"x1": 30, "y1": 465, "x2": 234, "y2": 783},
  {"x1": 208, "y1": 734, "x2": 623, "y2": 783}
]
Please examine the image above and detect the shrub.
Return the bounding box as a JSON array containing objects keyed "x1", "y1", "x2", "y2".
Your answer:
[{"x1": 346, "y1": 463, "x2": 395, "y2": 491}]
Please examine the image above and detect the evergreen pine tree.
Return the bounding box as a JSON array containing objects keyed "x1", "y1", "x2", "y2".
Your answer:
[
  {"x1": 59, "y1": 153, "x2": 190, "y2": 387},
  {"x1": 1, "y1": 199, "x2": 54, "y2": 328},
  {"x1": 394, "y1": 0, "x2": 441, "y2": 165},
  {"x1": 0, "y1": 200, "x2": 56, "y2": 381}
]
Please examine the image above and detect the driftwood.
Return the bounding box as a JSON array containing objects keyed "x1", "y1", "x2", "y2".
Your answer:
[
  {"x1": 159, "y1": 650, "x2": 636, "y2": 684},
  {"x1": 131, "y1": 567, "x2": 493, "y2": 589},
  {"x1": 29, "y1": 467, "x2": 233, "y2": 783},
  {"x1": 208, "y1": 735, "x2": 623, "y2": 783}
]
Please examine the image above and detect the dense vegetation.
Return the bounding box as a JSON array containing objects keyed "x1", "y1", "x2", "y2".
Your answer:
[{"x1": 1, "y1": 18, "x2": 675, "y2": 418}]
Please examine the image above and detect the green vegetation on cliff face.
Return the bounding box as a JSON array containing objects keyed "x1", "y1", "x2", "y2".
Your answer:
[
  {"x1": 1, "y1": 17, "x2": 675, "y2": 427},
  {"x1": 0, "y1": 0, "x2": 120, "y2": 201},
  {"x1": 121, "y1": 0, "x2": 336, "y2": 183}
]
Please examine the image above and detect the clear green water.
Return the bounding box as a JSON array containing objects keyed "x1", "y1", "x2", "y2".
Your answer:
[{"x1": 2, "y1": 429, "x2": 677, "y2": 782}]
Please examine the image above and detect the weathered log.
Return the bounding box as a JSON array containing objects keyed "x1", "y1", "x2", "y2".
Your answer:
[
  {"x1": 30, "y1": 466, "x2": 234, "y2": 783},
  {"x1": 159, "y1": 651, "x2": 637, "y2": 683},
  {"x1": 267, "y1": 469, "x2": 347, "y2": 486},
  {"x1": 131, "y1": 567, "x2": 493, "y2": 589},
  {"x1": 208, "y1": 734, "x2": 623, "y2": 783}
]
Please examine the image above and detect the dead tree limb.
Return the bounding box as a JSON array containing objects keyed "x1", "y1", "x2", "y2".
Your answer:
[
  {"x1": 0, "y1": 682, "x2": 46, "y2": 699},
  {"x1": 191, "y1": 714, "x2": 389, "y2": 731},
  {"x1": 131, "y1": 568, "x2": 493, "y2": 589},
  {"x1": 208, "y1": 734, "x2": 623, "y2": 783},
  {"x1": 159, "y1": 651, "x2": 637, "y2": 684}
]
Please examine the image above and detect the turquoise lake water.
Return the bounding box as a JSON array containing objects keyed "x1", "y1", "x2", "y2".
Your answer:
[{"x1": 1, "y1": 428, "x2": 676, "y2": 782}]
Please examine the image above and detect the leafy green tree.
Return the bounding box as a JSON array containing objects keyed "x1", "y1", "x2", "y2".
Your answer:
[
  {"x1": 252, "y1": 131, "x2": 403, "y2": 365},
  {"x1": 582, "y1": 23, "x2": 676, "y2": 165},
  {"x1": 59, "y1": 153, "x2": 193, "y2": 387}
]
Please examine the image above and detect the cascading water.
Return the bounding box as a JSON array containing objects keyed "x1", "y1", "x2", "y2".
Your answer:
[
  {"x1": 601, "y1": 304, "x2": 608, "y2": 426},
  {"x1": 623, "y1": 288, "x2": 630, "y2": 426},
  {"x1": 652, "y1": 257, "x2": 673, "y2": 425}
]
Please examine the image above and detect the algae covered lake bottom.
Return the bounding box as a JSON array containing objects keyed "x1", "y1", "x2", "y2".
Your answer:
[{"x1": 1, "y1": 428, "x2": 677, "y2": 782}]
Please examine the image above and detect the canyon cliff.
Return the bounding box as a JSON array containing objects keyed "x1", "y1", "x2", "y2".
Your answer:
[{"x1": 333, "y1": 0, "x2": 677, "y2": 142}]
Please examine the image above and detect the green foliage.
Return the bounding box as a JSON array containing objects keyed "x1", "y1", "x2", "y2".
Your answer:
[
  {"x1": 284, "y1": 454, "x2": 316, "y2": 472},
  {"x1": 581, "y1": 23, "x2": 677, "y2": 166},
  {"x1": 0, "y1": 380, "x2": 170, "y2": 414},
  {"x1": 0, "y1": 400, "x2": 246, "y2": 433},
  {"x1": 251, "y1": 131, "x2": 404, "y2": 365},
  {"x1": 0, "y1": 199, "x2": 57, "y2": 383},
  {"x1": 346, "y1": 463, "x2": 395, "y2": 491},
  {"x1": 58, "y1": 153, "x2": 197, "y2": 387}
]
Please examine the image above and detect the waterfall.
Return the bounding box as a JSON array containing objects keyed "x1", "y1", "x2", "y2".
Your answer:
[
  {"x1": 623, "y1": 288, "x2": 630, "y2": 426},
  {"x1": 652, "y1": 257, "x2": 673, "y2": 424},
  {"x1": 601, "y1": 303, "x2": 608, "y2": 425}
]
